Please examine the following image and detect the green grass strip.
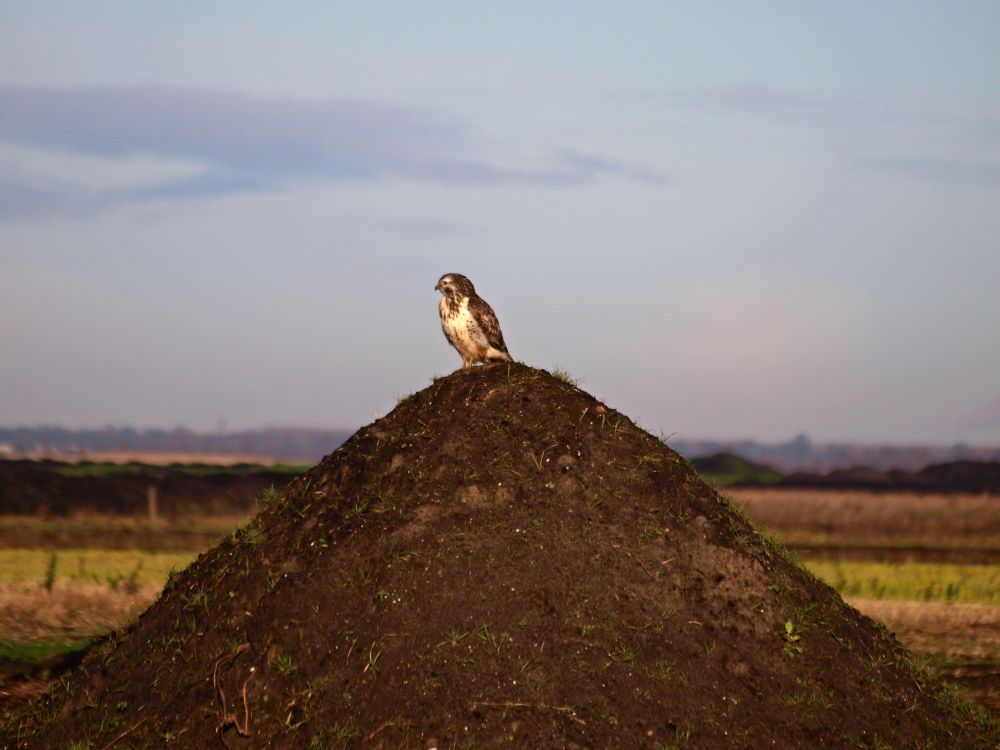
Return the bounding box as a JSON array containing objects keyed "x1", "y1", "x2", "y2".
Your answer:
[
  {"x1": 0, "y1": 637, "x2": 96, "y2": 666},
  {"x1": 0, "y1": 549, "x2": 197, "y2": 586},
  {"x1": 805, "y1": 560, "x2": 1000, "y2": 605}
]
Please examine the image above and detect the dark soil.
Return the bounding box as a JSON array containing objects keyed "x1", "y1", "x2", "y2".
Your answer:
[
  {"x1": 0, "y1": 461, "x2": 290, "y2": 517},
  {"x1": 783, "y1": 543, "x2": 1000, "y2": 565},
  {"x1": 944, "y1": 660, "x2": 1000, "y2": 714},
  {"x1": 779, "y1": 462, "x2": 1000, "y2": 494},
  {"x1": 0, "y1": 647, "x2": 91, "y2": 721},
  {"x1": 3, "y1": 364, "x2": 997, "y2": 749}
]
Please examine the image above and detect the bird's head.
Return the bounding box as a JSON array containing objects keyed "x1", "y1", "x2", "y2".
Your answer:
[{"x1": 435, "y1": 273, "x2": 475, "y2": 300}]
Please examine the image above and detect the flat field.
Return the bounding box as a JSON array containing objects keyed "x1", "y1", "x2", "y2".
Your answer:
[
  {"x1": 1, "y1": 486, "x2": 999, "y2": 716},
  {"x1": 729, "y1": 487, "x2": 1000, "y2": 558}
]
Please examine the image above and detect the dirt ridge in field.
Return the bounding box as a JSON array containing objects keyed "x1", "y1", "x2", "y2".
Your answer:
[
  {"x1": 780, "y1": 461, "x2": 1000, "y2": 494},
  {"x1": 0, "y1": 462, "x2": 289, "y2": 517},
  {"x1": 4, "y1": 363, "x2": 997, "y2": 749}
]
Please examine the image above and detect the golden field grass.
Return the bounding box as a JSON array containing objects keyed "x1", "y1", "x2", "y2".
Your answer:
[
  {"x1": 854, "y1": 599, "x2": 1000, "y2": 660},
  {"x1": 0, "y1": 514, "x2": 246, "y2": 552},
  {"x1": 0, "y1": 514, "x2": 243, "y2": 534},
  {"x1": 0, "y1": 581, "x2": 163, "y2": 643},
  {"x1": 729, "y1": 487, "x2": 1000, "y2": 547}
]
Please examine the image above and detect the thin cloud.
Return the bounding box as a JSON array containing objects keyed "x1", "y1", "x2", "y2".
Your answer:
[
  {"x1": 0, "y1": 84, "x2": 668, "y2": 219},
  {"x1": 0, "y1": 84, "x2": 460, "y2": 176},
  {"x1": 0, "y1": 174, "x2": 108, "y2": 220},
  {"x1": 557, "y1": 149, "x2": 671, "y2": 185}
]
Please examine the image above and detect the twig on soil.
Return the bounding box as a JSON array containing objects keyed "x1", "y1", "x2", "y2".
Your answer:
[
  {"x1": 365, "y1": 720, "x2": 411, "y2": 741},
  {"x1": 99, "y1": 716, "x2": 146, "y2": 750},
  {"x1": 212, "y1": 642, "x2": 253, "y2": 747},
  {"x1": 611, "y1": 544, "x2": 658, "y2": 580},
  {"x1": 470, "y1": 700, "x2": 586, "y2": 726}
]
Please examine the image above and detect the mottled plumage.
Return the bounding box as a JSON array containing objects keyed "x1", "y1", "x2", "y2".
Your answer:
[{"x1": 435, "y1": 273, "x2": 512, "y2": 369}]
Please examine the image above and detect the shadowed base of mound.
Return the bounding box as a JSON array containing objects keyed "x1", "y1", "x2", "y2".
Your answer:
[{"x1": 5, "y1": 364, "x2": 998, "y2": 749}]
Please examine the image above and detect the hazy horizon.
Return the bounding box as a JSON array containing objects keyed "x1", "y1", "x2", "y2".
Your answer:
[
  {"x1": 2, "y1": 420, "x2": 998, "y2": 453},
  {"x1": 2, "y1": 3, "x2": 999, "y2": 444}
]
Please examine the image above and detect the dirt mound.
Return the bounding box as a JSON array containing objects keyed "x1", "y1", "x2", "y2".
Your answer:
[{"x1": 4, "y1": 364, "x2": 997, "y2": 749}]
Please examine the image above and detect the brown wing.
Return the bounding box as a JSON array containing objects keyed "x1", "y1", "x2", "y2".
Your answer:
[{"x1": 467, "y1": 294, "x2": 509, "y2": 354}]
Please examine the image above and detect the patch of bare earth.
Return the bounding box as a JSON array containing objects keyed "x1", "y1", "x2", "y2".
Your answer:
[{"x1": 3, "y1": 365, "x2": 997, "y2": 749}]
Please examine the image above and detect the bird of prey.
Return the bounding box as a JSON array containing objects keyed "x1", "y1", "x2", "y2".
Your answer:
[{"x1": 435, "y1": 273, "x2": 513, "y2": 369}]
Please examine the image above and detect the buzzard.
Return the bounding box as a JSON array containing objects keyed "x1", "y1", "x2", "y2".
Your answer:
[{"x1": 435, "y1": 273, "x2": 513, "y2": 369}]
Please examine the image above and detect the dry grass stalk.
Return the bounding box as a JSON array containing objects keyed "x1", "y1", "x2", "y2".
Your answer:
[
  {"x1": 849, "y1": 598, "x2": 1000, "y2": 658},
  {"x1": 729, "y1": 488, "x2": 1000, "y2": 544},
  {"x1": 0, "y1": 581, "x2": 159, "y2": 641}
]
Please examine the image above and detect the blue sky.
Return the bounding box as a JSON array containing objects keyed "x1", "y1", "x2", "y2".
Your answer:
[{"x1": 1, "y1": 2, "x2": 999, "y2": 443}]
